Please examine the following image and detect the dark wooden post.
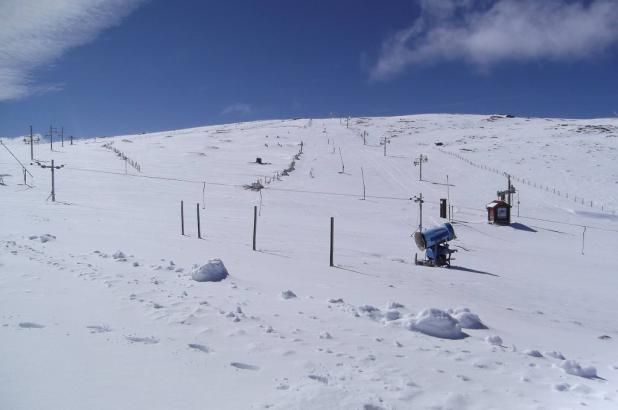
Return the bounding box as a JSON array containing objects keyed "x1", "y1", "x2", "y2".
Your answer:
[
  {"x1": 330, "y1": 217, "x2": 334, "y2": 267},
  {"x1": 252, "y1": 206, "x2": 257, "y2": 251},
  {"x1": 51, "y1": 160, "x2": 55, "y2": 202},
  {"x1": 181, "y1": 201, "x2": 185, "y2": 235},
  {"x1": 361, "y1": 167, "x2": 366, "y2": 200},
  {"x1": 197, "y1": 203, "x2": 201, "y2": 239}
]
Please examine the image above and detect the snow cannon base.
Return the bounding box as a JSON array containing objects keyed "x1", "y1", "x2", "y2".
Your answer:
[{"x1": 414, "y1": 223, "x2": 457, "y2": 267}]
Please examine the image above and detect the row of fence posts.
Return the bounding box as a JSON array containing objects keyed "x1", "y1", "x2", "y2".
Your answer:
[
  {"x1": 439, "y1": 149, "x2": 615, "y2": 215},
  {"x1": 102, "y1": 142, "x2": 142, "y2": 172},
  {"x1": 180, "y1": 201, "x2": 202, "y2": 239},
  {"x1": 180, "y1": 202, "x2": 336, "y2": 266}
]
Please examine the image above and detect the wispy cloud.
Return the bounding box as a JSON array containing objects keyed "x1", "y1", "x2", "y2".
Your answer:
[
  {"x1": 0, "y1": 0, "x2": 145, "y2": 101},
  {"x1": 371, "y1": 0, "x2": 618, "y2": 80},
  {"x1": 221, "y1": 102, "x2": 252, "y2": 116}
]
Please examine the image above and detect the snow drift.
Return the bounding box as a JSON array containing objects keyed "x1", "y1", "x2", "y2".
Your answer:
[{"x1": 191, "y1": 259, "x2": 229, "y2": 282}]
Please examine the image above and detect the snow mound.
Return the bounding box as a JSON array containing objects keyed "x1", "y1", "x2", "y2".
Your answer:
[
  {"x1": 452, "y1": 311, "x2": 487, "y2": 329},
  {"x1": 558, "y1": 360, "x2": 597, "y2": 378},
  {"x1": 319, "y1": 331, "x2": 332, "y2": 339},
  {"x1": 112, "y1": 250, "x2": 126, "y2": 260},
  {"x1": 280, "y1": 290, "x2": 297, "y2": 299},
  {"x1": 544, "y1": 350, "x2": 566, "y2": 360},
  {"x1": 191, "y1": 259, "x2": 229, "y2": 282},
  {"x1": 523, "y1": 349, "x2": 543, "y2": 358},
  {"x1": 405, "y1": 308, "x2": 466, "y2": 340},
  {"x1": 553, "y1": 383, "x2": 570, "y2": 392},
  {"x1": 386, "y1": 301, "x2": 404, "y2": 309},
  {"x1": 384, "y1": 309, "x2": 400, "y2": 321},
  {"x1": 358, "y1": 304, "x2": 383, "y2": 320},
  {"x1": 485, "y1": 335, "x2": 503, "y2": 346},
  {"x1": 30, "y1": 234, "x2": 56, "y2": 243}
]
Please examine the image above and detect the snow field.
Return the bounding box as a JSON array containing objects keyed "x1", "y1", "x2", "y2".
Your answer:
[{"x1": 1, "y1": 114, "x2": 618, "y2": 409}]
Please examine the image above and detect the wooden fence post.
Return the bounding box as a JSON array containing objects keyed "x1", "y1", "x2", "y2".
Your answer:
[
  {"x1": 181, "y1": 201, "x2": 185, "y2": 235},
  {"x1": 330, "y1": 217, "x2": 334, "y2": 267},
  {"x1": 197, "y1": 203, "x2": 201, "y2": 239},
  {"x1": 51, "y1": 160, "x2": 55, "y2": 202},
  {"x1": 253, "y1": 206, "x2": 257, "y2": 251}
]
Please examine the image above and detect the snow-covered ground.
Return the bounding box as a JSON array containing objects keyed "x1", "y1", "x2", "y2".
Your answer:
[{"x1": 1, "y1": 114, "x2": 617, "y2": 409}]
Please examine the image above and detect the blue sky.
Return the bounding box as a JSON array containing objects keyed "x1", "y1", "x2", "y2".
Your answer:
[{"x1": 1, "y1": 0, "x2": 617, "y2": 137}]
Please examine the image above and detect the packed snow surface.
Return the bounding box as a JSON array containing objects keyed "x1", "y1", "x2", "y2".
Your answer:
[{"x1": 1, "y1": 114, "x2": 618, "y2": 409}]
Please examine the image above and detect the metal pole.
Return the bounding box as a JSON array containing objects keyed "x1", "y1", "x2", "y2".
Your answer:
[
  {"x1": 197, "y1": 203, "x2": 201, "y2": 239},
  {"x1": 253, "y1": 206, "x2": 257, "y2": 251},
  {"x1": 30, "y1": 125, "x2": 33, "y2": 160},
  {"x1": 51, "y1": 160, "x2": 55, "y2": 202},
  {"x1": 61, "y1": 127, "x2": 64, "y2": 147},
  {"x1": 50, "y1": 125, "x2": 53, "y2": 151},
  {"x1": 181, "y1": 201, "x2": 184, "y2": 235},
  {"x1": 70, "y1": 136, "x2": 73, "y2": 145},
  {"x1": 419, "y1": 193, "x2": 423, "y2": 231},
  {"x1": 419, "y1": 156, "x2": 422, "y2": 181},
  {"x1": 446, "y1": 174, "x2": 450, "y2": 221},
  {"x1": 330, "y1": 217, "x2": 334, "y2": 267}
]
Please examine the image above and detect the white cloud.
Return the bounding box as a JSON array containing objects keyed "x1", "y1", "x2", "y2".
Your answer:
[
  {"x1": 0, "y1": 0, "x2": 144, "y2": 101},
  {"x1": 221, "y1": 103, "x2": 252, "y2": 116},
  {"x1": 371, "y1": 0, "x2": 618, "y2": 80}
]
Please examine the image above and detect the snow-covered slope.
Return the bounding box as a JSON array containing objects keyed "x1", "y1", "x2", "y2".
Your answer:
[{"x1": 1, "y1": 114, "x2": 617, "y2": 409}]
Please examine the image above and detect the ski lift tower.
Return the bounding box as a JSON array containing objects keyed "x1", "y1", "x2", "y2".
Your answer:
[
  {"x1": 497, "y1": 173, "x2": 516, "y2": 206},
  {"x1": 414, "y1": 154, "x2": 428, "y2": 181}
]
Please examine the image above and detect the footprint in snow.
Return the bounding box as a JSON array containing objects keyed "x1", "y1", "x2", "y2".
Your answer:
[
  {"x1": 125, "y1": 336, "x2": 159, "y2": 344},
  {"x1": 308, "y1": 374, "x2": 328, "y2": 384},
  {"x1": 280, "y1": 290, "x2": 297, "y2": 300},
  {"x1": 363, "y1": 405, "x2": 386, "y2": 410},
  {"x1": 230, "y1": 362, "x2": 259, "y2": 371},
  {"x1": 188, "y1": 343, "x2": 210, "y2": 353},
  {"x1": 87, "y1": 325, "x2": 112, "y2": 334},
  {"x1": 19, "y1": 322, "x2": 45, "y2": 329}
]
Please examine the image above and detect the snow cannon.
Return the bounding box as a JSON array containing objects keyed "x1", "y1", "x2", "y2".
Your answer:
[{"x1": 414, "y1": 223, "x2": 457, "y2": 267}]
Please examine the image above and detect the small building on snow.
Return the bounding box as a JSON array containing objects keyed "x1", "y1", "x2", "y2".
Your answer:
[{"x1": 486, "y1": 200, "x2": 511, "y2": 225}]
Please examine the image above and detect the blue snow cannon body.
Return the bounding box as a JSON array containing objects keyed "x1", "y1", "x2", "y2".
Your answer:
[{"x1": 414, "y1": 223, "x2": 456, "y2": 267}]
